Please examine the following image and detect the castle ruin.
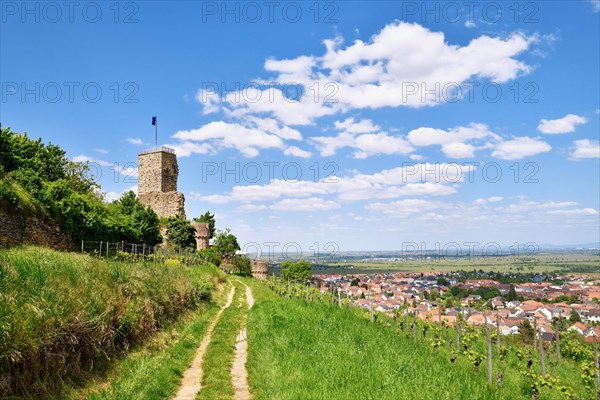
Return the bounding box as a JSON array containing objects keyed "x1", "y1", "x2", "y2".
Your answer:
[
  {"x1": 138, "y1": 147, "x2": 186, "y2": 219},
  {"x1": 138, "y1": 147, "x2": 211, "y2": 250}
]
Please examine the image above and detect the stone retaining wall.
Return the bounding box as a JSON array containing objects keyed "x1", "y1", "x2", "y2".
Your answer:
[{"x1": 0, "y1": 210, "x2": 72, "y2": 250}]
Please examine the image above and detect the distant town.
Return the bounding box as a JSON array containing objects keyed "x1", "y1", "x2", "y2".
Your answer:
[{"x1": 311, "y1": 271, "x2": 600, "y2": 342}]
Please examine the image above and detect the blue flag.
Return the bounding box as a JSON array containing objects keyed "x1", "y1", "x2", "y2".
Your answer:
[{"x1": 152, "y1": 116, "x2": 157, "y2": 126}]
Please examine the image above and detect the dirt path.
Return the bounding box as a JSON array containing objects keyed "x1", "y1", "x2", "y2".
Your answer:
[
  {"x1": 231, "y1": 281, "x2": 254, "y2": 400},
  {"x1": 173, "y1": 285, "x2": 236, "y2": 400}
]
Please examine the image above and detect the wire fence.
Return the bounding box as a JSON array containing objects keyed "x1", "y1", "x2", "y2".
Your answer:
[{"x1": 80, "y1": 240, "x2": 210, "y2": 265}]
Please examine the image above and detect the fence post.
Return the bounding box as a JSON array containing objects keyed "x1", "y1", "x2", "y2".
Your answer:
[
  {"x1": 106, "y1": 241, "x2": 109, "y2": 258},
  {"x1": 99, "y1": 241, "x2": 102, "y2": 257},
  {"x1": 81, "y1": 240, "x2": 84, "y2": 254}
]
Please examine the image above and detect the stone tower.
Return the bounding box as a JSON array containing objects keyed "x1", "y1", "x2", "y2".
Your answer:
[
  {"x1": 138, "y1": 147, "x2": 186, "y2": 219},
  {"x1": 192, "y1": 221, "x2": 210, "y2": 250}
]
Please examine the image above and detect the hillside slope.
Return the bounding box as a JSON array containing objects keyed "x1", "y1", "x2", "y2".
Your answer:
[
  {"x1": 245, "y1": 281, "x2": 592, "y2": 400},
  {"x1": 0, "y1": 246, "x2": 224, "y2": 398}
]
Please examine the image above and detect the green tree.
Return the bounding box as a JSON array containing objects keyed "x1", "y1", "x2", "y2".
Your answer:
[
  {"x1": 166, "y1": 216, "x2": 196, "y2": 249},
  {"x1": 281, "y1": 260, "x2": 311, "y2": 283},
  {"x1": 212, "y1": 229, "x2": 240, "y2": 260},
  {"x1": 194, "y1": 211, "x2": 216, "y2": 238},
  {"x1": 569, "y1": 309, "x2": 581, "y2": 323},
  {"x1": 520, "y1": 319, "x2": 534, "y2": 344},
  {"x1": 232, "y1": 255, "x2": 252, "y2": 276},
  {"x1": 506, "y1": 284, "x2": 518, "y2": 301}
]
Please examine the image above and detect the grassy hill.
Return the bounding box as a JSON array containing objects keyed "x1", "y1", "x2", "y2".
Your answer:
[
  {"x1": 0, "y1": 246, "x2": 224, "y2": 398},
  {"x1": 1, "y1": 251, "x2": 596, "y2": 399},
  {"x1": 246, "y1": 282, "x2": 591, "y2": 400}
]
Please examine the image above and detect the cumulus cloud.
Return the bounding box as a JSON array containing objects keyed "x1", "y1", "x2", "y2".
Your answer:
[
  {"x1": 570, "y1": 139, "x2": 600, "y2": 159},
  {"x1": 194, "y1": 163, "x2": 473, "y2": 205},
  {"x1": 199, "y1": 22, "x2": 538, "y2": 125},
  {"x1": 284, "y1": 146, "x2": 312, "y2": 158},
  {"x1": 473, "y1": 196, "x2": 503, "y2": 205},
  {"x1": 491, "y1": 137, "x2": 551, "y2": 160},
  {"x1": 171, "y1": 120, "x2": 288, "y2": 158},
  {"x1": 441, "y1": 142, "x2": 476, "y2": 158},
  {"x1": 310, "y1": 117, "x2": 414, "y2": 158},
  {"x1": 537, "y1": 114, "x2": 588, "y2": 134},
  {"x1": 364, "y1": 196, "x2": 598, "y2": 227}
]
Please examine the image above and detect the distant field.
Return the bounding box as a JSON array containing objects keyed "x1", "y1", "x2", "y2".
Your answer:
[{"x1": 313, "y1": 253, "x2": 600, "y2": 275}]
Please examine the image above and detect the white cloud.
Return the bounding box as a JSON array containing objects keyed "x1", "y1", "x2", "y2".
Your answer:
[
  {"x1": 442, "y1": 142, "x2": 476, "y2": 158},
  {"x1": 407, "y1": 123, "x2": 498, "y2": 147},
  {"x1": 491, "y1": 137, "x2": 551, "y2": 160},
  {"x1": 537, "y1": 114, "x2": 588, "y2": 134},
  {"x1": 172, "y1": 120, "x2": 286, "y2": 158},
  {"x1": 271, "y1": 197, "x2": 341, "y2": 211},
  {"x1": 570, "y1": 139, "x2": 600, "y2": 159},
  {"x1": 284, "y1": 146, "x2": 312, "y2": 158},
  {"x1": 366, "y1": 199, "x2": 440, "y2": 215},
  {"x1": 589, "y1": 0, "x2": 600, "y2": 12},
  {"x1": 548, "y1": 208, "x2": 599, "y2": 216},
  {"x1": 93, "y1": 148, "x2": 109, "y2": 154},
  {"x1": 195, "y1": 163, "x2": 472, "y2": 205},
  {"x1": 311, "y1": 117, "x2": 414, "y2": 158},
  {"x1": 199, "y1": 22, "x2": 538, "y2": 125},
  {"x1": 166, "y1": 141, "x2": 214, "y2": 157},
  {"x1": 126, "y1": 138, "x2": 144, "y2": 145},
  {"x1": 334, "y1": 117, "x2": 380, "y2": 134},
  {"x1": 473, "y1": 196, "x2": 504, "y2": 205}
]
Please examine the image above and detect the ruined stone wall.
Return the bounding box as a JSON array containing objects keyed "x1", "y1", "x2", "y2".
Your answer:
[
  {"x1": 138, "y1": 192, "x2": 186, "y2": 219},
  {"x1": 0, "y1": 210, "x2": 72, "y2": 250}
]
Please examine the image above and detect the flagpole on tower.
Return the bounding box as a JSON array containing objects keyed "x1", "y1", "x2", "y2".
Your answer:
[{"x1": 152, "y1": 116, "x2": 157, "y2": 147}]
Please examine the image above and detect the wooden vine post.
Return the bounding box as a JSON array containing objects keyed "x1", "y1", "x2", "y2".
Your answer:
[
  {"x1": 496, "y1": 309, "x2": 501, "y2": 349},
  {"x1": 456, "y1": 314, "x2": 461, "y2": 354},
  {"x1": 485, "y1": 311, "x2": 493, "y2": 385},
  {"x1": 594, "y1": 336, "x2": 599, "y2": 397},
  {"x1": 539, "y1": 330, "x2": 546, "y2": 377}
]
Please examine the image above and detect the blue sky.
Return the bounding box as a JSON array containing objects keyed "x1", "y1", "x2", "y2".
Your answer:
[{"x1": 1, "y1": 1, "x2": 599, "y2": 252}]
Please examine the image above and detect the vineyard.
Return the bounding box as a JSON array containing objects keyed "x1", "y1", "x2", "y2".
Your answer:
[{"x1": 259, "y1": 277, "x2": 600, "y2": 400}]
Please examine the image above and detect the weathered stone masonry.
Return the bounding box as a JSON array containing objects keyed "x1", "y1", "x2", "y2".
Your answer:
[
  {"x1": 0, "y1": 210, "x2": 72, "y2": 250},
  {"x1": 137, "y1": 147, "x2": 186, "y2": 219}
]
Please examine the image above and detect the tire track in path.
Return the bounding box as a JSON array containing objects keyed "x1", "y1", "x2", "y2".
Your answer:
[
  {"x1": 231, "y1": 281, "x2": 254, "y2": 400},
  {"x1": 173, "y1": 284, "x2": 236, "y2": 400}
]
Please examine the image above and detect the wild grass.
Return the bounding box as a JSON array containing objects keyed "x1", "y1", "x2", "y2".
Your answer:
[
  {"x1": 0, "y1": 246, "x2": 224, "y2": 398},
  {"x1": 246, "y1": 282, "x2": 592, "y2": 400},
  {"x1": 68, "y1": 283, "x2": 229, "y2": 400},
  {"x1": 197, "y1": 280, "x2": 247, "y2": 400}
]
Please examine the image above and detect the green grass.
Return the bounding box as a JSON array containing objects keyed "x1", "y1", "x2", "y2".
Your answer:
[
  {"x1": 246, "y1": 280, "x2": 593, "y2": 400},
  {"x1": 197, "y1": 280, "x2": 248, "y2": 400},
  {"x1": 68, "y1": 285, "x2": 229, "y2": 400},
  {"x1": 0, "y1": 246, "x2": 224, "y2": 398}
]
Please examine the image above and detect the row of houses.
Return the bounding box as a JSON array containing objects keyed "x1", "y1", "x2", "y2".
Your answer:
[{"x1": 314, "y1": 272, "x2": 600, "y2": 342}]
